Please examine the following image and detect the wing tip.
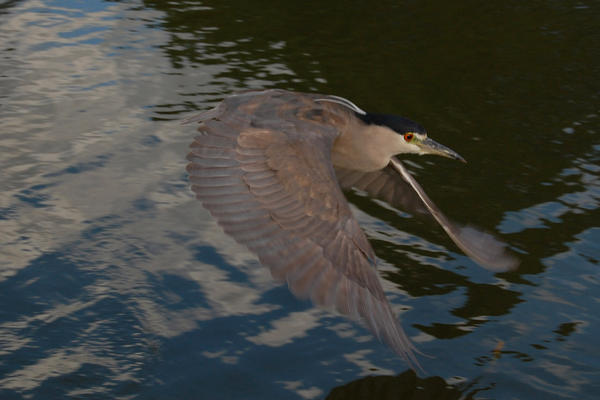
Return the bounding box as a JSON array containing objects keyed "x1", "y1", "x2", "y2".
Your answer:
[{"x1": 457, "y1": 226, "x2": 521, "y2": 272}]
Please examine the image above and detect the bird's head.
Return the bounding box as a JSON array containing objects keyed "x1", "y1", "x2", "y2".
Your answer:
[{"x1": 358, "y1": 112, "x2": 466, "y2": 163}]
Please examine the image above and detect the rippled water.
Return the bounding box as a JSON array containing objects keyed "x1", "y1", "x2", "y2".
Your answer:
[{"x1": 1, "y1": 0, "x2": 599, "y2": 399}]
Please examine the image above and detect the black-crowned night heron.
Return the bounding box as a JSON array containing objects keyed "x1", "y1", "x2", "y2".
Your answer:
[{"x1": 185, "y1": 89, "x2": 518, "y2": 369}]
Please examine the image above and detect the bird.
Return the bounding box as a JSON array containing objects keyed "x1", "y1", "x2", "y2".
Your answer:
[{"x1": 185, "y1": 89, "x2": 518, "y2": 369}]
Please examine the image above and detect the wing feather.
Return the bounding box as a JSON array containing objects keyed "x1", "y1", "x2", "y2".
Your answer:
[
  {"x1": 389, "y1": 158, "x2": 518, "y2": 271},
  {"x1": 186, "y1": 89, "x2": 419, "y2": 368},
  {"x1": 336, "y1": 159, "x2": 518, "y2": 272},
  {"x1": 335, "y1": 165, "x2": 429, "y2": 215}
]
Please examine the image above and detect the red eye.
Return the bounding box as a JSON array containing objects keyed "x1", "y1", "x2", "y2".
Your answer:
[{"x1": 404, "y1": 133, "x2": 414, "y2": 142}]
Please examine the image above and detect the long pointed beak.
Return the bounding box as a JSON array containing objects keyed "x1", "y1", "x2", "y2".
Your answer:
[{"x1": 421, "y1": 137, "x2": 466, "y2": 163}]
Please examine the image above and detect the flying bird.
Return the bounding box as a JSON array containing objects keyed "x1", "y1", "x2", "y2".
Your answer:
[{"x1": 185, "y1": 89, "x2": 518, "y2": 369}]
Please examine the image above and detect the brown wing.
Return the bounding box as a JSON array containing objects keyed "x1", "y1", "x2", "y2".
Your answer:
[
  {"x1": 335, "y1": 164, "x2": 429, "y2": 215},
  {"x1": 336, "y1": 160, "x2": 518, "y2": 272},
  {"x1": 389, "y1": 158, "x2": 519, "y2": 272},
  {"x1": 186, "y1": 90, "x2": 419, "y2": 367}
]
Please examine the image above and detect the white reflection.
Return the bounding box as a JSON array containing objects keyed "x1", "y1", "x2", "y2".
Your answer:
[
  {"x1": 343, "y1": 349, "x2": 394, "y2": 376},
  {"x1": 279, "y1": 380, "x2": 323, "y2": 400},
  {"x1": 246, "y1": 309, "x2": 321, "y2": 347}
]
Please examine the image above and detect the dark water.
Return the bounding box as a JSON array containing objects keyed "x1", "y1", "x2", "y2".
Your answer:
[{"x1": 1, "y1": 0, "x2": 599, "y2": 398}]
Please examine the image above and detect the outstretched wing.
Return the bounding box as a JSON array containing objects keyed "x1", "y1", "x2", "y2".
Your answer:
[
  {"x1": 389, "y1": 158, "x2": 518, "y2": 272},
  {"x1": 335, "y1": 164, "x2": 429, "y2": 216},
  {"x1": 335, "y1": 160, "x2": 518, "y2": 272},
  {"x1": 186, "y1": 90, "x2": 419, "y2": 367}
]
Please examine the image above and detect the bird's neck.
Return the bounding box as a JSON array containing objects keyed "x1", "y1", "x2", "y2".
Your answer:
[{"x1": 332, "y1": 120, "x2": 403, "y2": 172}]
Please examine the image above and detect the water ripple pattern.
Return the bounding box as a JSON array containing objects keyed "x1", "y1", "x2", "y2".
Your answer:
[{"x1": 0, "y1": 0, "x2": 598, "y2": 399}]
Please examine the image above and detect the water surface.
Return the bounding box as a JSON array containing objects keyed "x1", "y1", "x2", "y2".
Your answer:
[{"x1": 0, "y1": 0, "x2": 599, "y2": 398}]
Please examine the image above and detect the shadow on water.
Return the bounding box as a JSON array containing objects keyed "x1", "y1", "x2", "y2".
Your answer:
[{"x1": 326, "y1": 370, "x2": 482, "y2": 400}]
